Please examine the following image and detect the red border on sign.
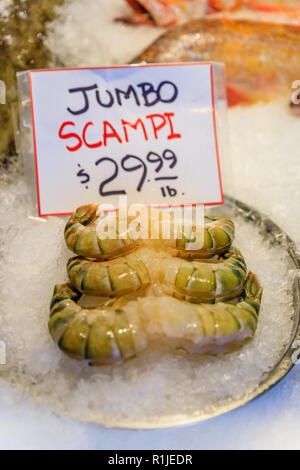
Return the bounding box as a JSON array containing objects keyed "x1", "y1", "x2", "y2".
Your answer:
[{"x1": 28, "y1": 63, "x2": 224, "y2": 217}]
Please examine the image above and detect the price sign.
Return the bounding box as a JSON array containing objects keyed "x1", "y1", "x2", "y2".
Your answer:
[{"x1": 22, "y1": 63, "x2": 225, "y2": 216}]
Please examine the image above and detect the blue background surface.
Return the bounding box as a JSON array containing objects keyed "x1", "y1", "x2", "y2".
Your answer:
[{"x1": 0, "y1": 365, "x2": 299, "y2": 450}]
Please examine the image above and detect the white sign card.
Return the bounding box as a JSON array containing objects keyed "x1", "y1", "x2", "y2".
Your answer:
[{"x1": 22, "y1": 63, "x2": 225, "y2": 217}]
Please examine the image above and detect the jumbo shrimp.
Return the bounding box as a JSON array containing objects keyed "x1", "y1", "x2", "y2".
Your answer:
[
  {"x1": 64, "y1": 205, "x2": 234, "y2": 259},
  {"x1": 49, "y1": 272, "x2": 262, "y2": 364}
]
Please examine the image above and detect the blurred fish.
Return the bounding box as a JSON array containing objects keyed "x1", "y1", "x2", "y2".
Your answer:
[
  {"x1": 210, "y1": 0, "x2": 300, "y2": 24},
  {"x1": 210, "y1": 0, "x2": 300, "y2": 13},
  {"x1": 116, "y1": 0, "x2": 300, "y2": 27},
  {"x1": 116, "y1": 0, "x2": 207, "y2": 26},
  {"x1": 134, "y1": 18, "x2": 300, "y2": 106}
]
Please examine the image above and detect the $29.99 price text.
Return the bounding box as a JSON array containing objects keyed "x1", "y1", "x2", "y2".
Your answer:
[{"x1": 76, "y1": 148, "x2": 183, "y2": 199}]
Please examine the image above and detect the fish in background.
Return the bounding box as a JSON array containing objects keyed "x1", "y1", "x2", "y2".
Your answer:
[
  {"x1": 116, "y1": 0, "x2": 207, "y2": 26},
  {"x1": 211, "y1": 0, "x2": 300, "y2": 14},
  {"x1": 116, "y1": 0, "x2": 300, "y2": 26},
  {"x1": 134, "y1": 18, "x2": 300, "y2": 106}
]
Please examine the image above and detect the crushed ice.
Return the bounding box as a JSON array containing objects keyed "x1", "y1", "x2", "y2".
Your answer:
[{"x1": 0, "y1": 170, "x2": 296, "y2": 424}]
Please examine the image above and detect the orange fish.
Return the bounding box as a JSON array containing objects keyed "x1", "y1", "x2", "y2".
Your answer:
[
  {"x1": 116, "y1": 0, "x2": 300, "y2": 26},
  {"x1": 116, "y1": 0, "x2": 207, "y2": 26},
  {"x1": 134, "y1": 18, "x2": 300, "y2": 106},
  {"x1": 209, "y1": 0, "x2": 300, "y2": 15}
]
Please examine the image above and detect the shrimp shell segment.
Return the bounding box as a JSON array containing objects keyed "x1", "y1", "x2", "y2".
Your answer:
[
  {"x1": 64, "y1": 204, "x2": 139, "y2": 260},
  {"x1": 176, "y1": 216, "x2": 235, "y2": 259},
  {"x1": 67, "y1": 252, "x2": 151, "y2": 297}
]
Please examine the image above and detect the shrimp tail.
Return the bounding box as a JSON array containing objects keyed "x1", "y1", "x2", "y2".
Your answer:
[
  {"x1": 243, "y1": 271, "x2": 263, "y2": 315},
  {"x1": 50, "y1": 283, "x2": 82, "y2": 315},
  {"x1": 49, "y1": 270, "x2": 263, "y2": 364},
  {"x1": 49, "y1": 282, "x2": 141, "y2": 364},
  {"x1": 64, "y1": 204, "x2": 139, "y2": 260}
]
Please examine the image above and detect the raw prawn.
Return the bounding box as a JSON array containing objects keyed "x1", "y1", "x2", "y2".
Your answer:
[
  {"x1": 48, "y1": 272, "x2": 262, "y2": 364},
  {"x1": 66, "y1": 244, "x2": 245, "y2": 302},
  {"x1": 64, "y1": 205, "x2": 234, "y2": 259},
  {"x1": 159, "y1": 248, "x2": 247, "y2": 302}
]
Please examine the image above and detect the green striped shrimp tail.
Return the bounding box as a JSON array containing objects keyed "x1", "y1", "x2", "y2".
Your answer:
[
  {"x1": 160, "y1": 248, "x2": 247, "y2": 303},
  {"x1": 49, "y1": 282, "x2": 140, "y2": 364},
  {"x1": 64, "y1": 204, "x2": 139, "y2": 260},
  {"x1": 177, "y1": 216, "x2": 235, "y2": 259},
  {"x1": 50, "y1": 283, "x2": 82, "y2": 314},
  {"x1": 67, "y1": 253, "x2": 151, "y2": 297},
  {"x1": 243, "y1": 271, "x2": 263, "y2": 315}
]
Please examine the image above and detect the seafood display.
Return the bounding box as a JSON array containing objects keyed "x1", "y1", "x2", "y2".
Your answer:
[
  {"x1": 135, "y1": 18, "x2": 300, "y2": 106},
  {"x1": 49, "y1": 204, "x2": 263, "y2": 365},
  {"x1": 0, "y1": 0, "x2": 297, "y2": 436}
]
